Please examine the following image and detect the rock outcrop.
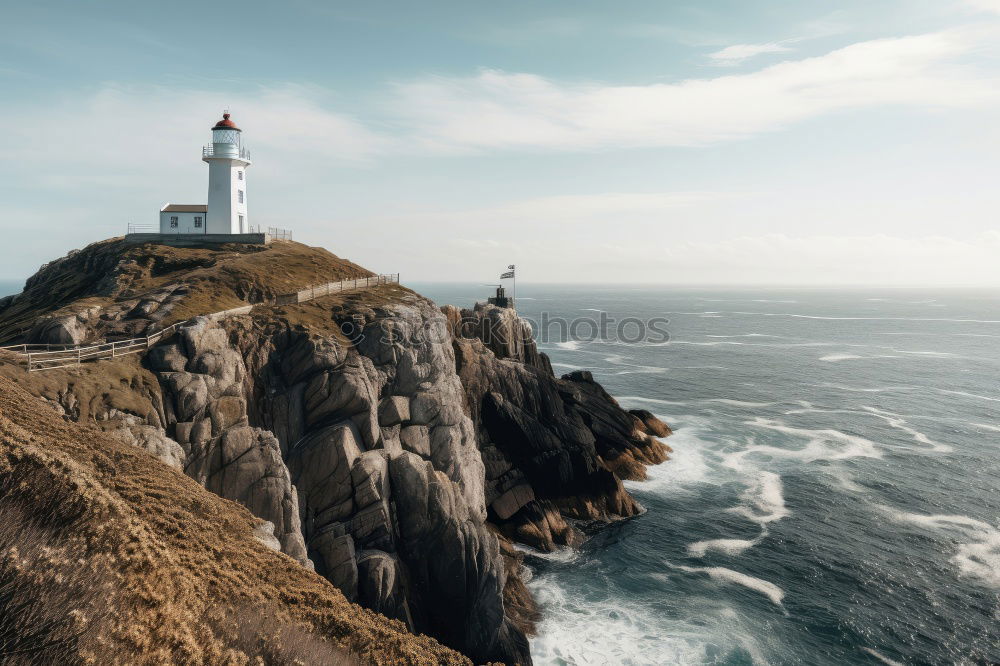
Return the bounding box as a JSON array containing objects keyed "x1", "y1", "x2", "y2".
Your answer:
[
  {"x1": 445, "y1": 302, "x2": 671, "y2": 551},
  {"x1": 0, "y1": 240, "x2": 672, "y2": 665},
  {"x1": 0, "y1": 373, "x2": 468, "y2": 666}
]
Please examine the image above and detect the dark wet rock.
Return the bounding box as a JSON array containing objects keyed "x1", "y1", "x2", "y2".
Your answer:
[{"x1": 447, "y1": 303, "x2": 670, "y2": 546}]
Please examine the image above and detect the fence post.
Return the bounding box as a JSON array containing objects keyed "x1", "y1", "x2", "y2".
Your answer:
[
  {"x1": 26, "y1": 352, "x2": 31, "y2": 371},
  {"x1": 77, "y1": 348, "x2": 81, "y2": 366},
  {"x1": 111, "y1": 341, "x2": 116, "y2": 358}
]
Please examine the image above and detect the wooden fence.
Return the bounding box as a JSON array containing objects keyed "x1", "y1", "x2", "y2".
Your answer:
[
  {"x1": 0, "y1": 322, "x2": 183, "y2": 372},
  {"x1": 275, "y1": 274, "x2": 400, "y2": 305},
  {"x1": 0, "y1": 274, "x2": 400, "y2": 372}
]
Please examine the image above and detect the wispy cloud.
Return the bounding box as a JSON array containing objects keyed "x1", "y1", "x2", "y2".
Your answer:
[
  {"x1": 359, "y1": 191, "x2": 1000, "y2": 283},
  {"x1": 428, "y1": 192, "x2": 731, "y2": 223},
  {"x1": 707, "y1": 42, "x2": 794, "y2": 66},
  {"x1": 389, "y1": 29, "x2": 999, "y2": 153},
  {"x1": 964, "y1": 0, "x2": 1000, "y2": 15},
  {"x1": 0, "y1": 83, "x2": 386, "y2": 187}
]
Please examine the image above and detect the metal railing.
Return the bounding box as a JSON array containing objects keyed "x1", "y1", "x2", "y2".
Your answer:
[
  {"x1": 268, "y1": 226, "x2": 293, "y2": 240},
  {"x1": 127, "y1": 223, "x2": 156, "y2": 234},
  {"x1": 0, "y1": 273, "x2": 400, "y2": 371},
  {"x1": 202, "y1": 144, "x2": 251, "y2": 161}
]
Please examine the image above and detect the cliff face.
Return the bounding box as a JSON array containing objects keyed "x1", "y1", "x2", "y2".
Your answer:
[
  {"x1": 444, "y1": 303, "x2": 670, "y2": 551},
  {"x1": 0, "y1": 240, "x2": 671, "y2": 665},
  {"x1": 0, "y1": 373, "x2": 467, "y2": 665}
]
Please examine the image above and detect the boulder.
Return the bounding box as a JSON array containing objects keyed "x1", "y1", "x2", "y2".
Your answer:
[
  {"x1": 357, "y1": 550, "x2": 413, "y2": 628},
  {"x1": 400, "y1": 425, "x2": 431, "y2": 457},
  {"x1": 378, "y1": 395, "x2": 410, "y2": 426},
  {"x1": 126, "y1": 425, "x2": 185, "y2": 469}
]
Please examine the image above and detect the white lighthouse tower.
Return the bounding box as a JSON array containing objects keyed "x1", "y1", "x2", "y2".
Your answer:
[{"x1": 202, "y1": 112, "x2": 251, "y2": 234}]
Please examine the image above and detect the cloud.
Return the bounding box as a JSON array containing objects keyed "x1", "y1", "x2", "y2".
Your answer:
[
  {"x1": 430, "y1": 191, "x2": 731, "y2": 223},
  {"x1": 964, "y1": 0, "x2": 1000, "y2": 15},
  {"x1": 707, "y1": 42, "x2": 794, "y2": 66},
  {"x1": 391, "y1": 29, "x2": 999, "y2": 152},
  {"x1": 0, "y1": 83, "x2": 387, "y2": 190},
  {"x1": 344, "y1": 191, "x2": 1000, "y2": 285}
]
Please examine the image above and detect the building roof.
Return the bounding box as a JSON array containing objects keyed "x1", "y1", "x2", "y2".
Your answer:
[
  {"x1": 213, "y1": 112, "x2": 241, "y2": 131},
  {"x1": 161, "y1": 204, "x2": 207, "y2": 213}
]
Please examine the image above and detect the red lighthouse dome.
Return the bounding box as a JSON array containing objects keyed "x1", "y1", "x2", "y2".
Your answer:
[{"x1": 212, "y1": 112, "x2": 240, "y2": 131}]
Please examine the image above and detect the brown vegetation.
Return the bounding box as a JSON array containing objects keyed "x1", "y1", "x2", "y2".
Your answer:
[
  {"x1": 0, "y1": 374, "x2": 468, "y2": 665},
  {"x1": 0, "y1": 238, "x2": 373, "y2": 341}
]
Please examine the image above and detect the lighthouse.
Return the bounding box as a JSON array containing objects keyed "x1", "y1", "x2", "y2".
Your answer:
[
  {"x1": 202, "y1": 113, "x2": 251, "y2": 233},
  {"x1": 150, "y1": 112, "x2": 284, "y2": 243}
]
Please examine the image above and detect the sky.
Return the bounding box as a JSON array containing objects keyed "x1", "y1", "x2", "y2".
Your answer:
[{"x1": 1, "y1": 0, "x2": 1000, "y2": 286}]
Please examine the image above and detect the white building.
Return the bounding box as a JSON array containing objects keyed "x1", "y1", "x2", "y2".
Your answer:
[{"x1": 158, "y1": 112, "x2": 252, "y2": 235}]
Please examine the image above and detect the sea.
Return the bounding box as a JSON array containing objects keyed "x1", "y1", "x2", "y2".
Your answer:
[
  {"x1": 5, "y1": 276, "x2": 998, "y2": 665},
  {"x1": 413, "y1": 283, "x2": 1000, "y2": 666},
  {"x1": 0, "y1": 281, "x2": 21, "y2": 299}
]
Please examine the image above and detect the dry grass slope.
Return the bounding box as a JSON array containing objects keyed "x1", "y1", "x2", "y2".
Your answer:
[
  {"x1": 0, "y1": 374, "x2": 469, "y2": 665},
  {"x1": 0, "y1": 238, "x2": 375, "y2": 341}
]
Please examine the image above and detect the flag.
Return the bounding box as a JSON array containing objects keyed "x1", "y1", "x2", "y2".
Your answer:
[
  {"x1": 508, "y1": 264, "x2": 515, "y2": 270},
  {"x1": 500, "y1": 270, "x2": 514, "y2": 279}
]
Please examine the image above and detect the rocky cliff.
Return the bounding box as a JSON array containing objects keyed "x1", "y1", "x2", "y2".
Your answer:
[
  {"x1": 0, "y1": 373, "x2": 467, "y2": 665},
  {"x1": 0, "y1": 239, "x2": 671, "y2": 665}
]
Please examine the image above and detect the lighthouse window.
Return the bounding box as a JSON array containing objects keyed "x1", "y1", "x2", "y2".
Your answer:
[
  {"x1": 238, "y1": 171, "x2": 243, "y2": 180},
  {"x1": 194, "y1": 216, "x2": 203, "y2": 228},
  {"x1": 238, "y1": 190, "x2": 244, "y2": 203},
  {"x1": 169, "y1": 216, "x2": 178, "y2": 228}
]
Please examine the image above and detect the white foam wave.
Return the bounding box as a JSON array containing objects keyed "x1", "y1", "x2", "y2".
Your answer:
[
  {"x1": 626, "y1": 426, "x2": 712, "y2": 492},
  {"x1": 601, "y1": 355, "x2": 669, "y2": 375},
  {"x1": 891, "y1": 349, "x2": 957, "y2": 358},
  {"x1": 673, "y1": 564, "x2": 785, "y2": 606},
  {"x1": 862, "y1": 648, "x2": 905, "y2": 666},
  {"x1": 820, "y1": 353, "x2": 864, "y2": 362},
  {"x1": 687, "y1": 537, "x2": 759, "y2": 557},
  {"x1": 514, "y1": 544, "x2": 582, "y2": 565},
  {"x1": 819, "y1": 383, "x2": 921, "y2": 394},
  {"x1": 617, "y1": 395, "x2": 688, "y2": 407},
  {"x1": 670, "y1": 340, "x2": 837, "y2": 348},
  {"x1": 861, "y1": 406, "x2": 952, "y2": 453},
  {"x1": 686, "y1": 471, "x2": 788, "y2": 558},
  {"x1": 730, "y1": 418, "x2": 882, "y2": 465},
  {"x1": 706, "y1": 333, "x2": 789, "y2": 339},
  {"x1": 706, "y1": 398, "x2": 778, "y2": 408},
  {"x1": 729, "y1": 471, "x2": 789, "y2": 524},
  {"x1": 936, "y1": 389, "x2": 1000, "y2": 403},
  {"x1": 973, "y1": 422, "x2": 1000, "y2": 432},
  {"x1": 729, "y1": 311, "x2": 1000, "y2": 323},
  {"x1": 528, "y1": 574, "x2": 767, "y2": 665},
  {"x1": 556, "y1": 340, "x2": 582, "y2": 350},
  {"x1": 882, "y1": 507, "x2": 1000, "y2": 588}
]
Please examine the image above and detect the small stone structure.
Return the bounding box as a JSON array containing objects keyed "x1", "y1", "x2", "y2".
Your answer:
[{"x1": 486, "y1": 285, "x2": 514, "y2": 309}]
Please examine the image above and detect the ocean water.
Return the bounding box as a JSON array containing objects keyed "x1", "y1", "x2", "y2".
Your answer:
[
  {"x1": 0, "y1": 281, "x2": 22, "y2": 299},
  {"x1": 413, "y1": 284, "x2": 1000, "y2": 666}
]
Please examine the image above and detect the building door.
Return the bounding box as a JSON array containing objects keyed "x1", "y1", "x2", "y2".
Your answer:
[{"x1": 239, "y1": 215, "x2": 245, "y2": 233}]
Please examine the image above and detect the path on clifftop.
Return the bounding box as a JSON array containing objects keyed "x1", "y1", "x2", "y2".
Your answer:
[{"x1": 1, "y1": 273, "x2": 400, "y2": 371}]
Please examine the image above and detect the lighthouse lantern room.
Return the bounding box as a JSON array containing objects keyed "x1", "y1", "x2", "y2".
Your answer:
[{"x1": 157, "y1": 112, "x2": 252, "y2": 236}]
